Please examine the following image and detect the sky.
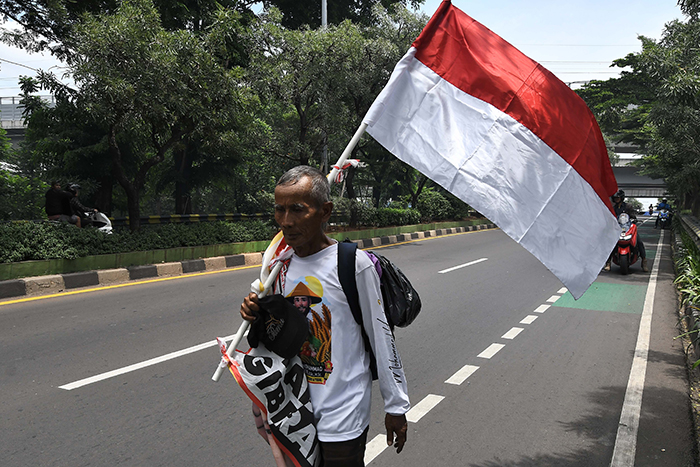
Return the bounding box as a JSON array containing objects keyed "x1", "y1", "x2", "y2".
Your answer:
[
  {"x1": 415, "y1": 0, "x2": 684, "y2": 86},
  {"x1": 0, "y1": 0, "x2": 685, "y2": 96}
]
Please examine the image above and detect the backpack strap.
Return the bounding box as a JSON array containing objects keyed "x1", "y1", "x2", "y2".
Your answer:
[{"x1": 337, "y1": 240, "x2": 378, "y2": 380}]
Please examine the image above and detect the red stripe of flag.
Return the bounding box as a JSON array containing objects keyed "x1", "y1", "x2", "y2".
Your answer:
[{"x1": 413, "y1": 0, "x2": 617, "y2": 211}]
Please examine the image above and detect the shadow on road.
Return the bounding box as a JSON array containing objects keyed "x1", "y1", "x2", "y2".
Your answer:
[{"x1": 468, "y1": 384, "x2": 696, "y2": 467}]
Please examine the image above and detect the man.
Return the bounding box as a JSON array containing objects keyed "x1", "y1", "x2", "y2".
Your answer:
[
  {"x1": 240, "y1": 166, "x2": 410, "y2": 466},
  {"x1": 655, "y1": 198, "x2": 672, "y2": 229},
  {"x1": 605, "y1": 190, "x2": 648, "y2": 272},
  {"x1": 45, "y1": 181, "x2": 79, "y2": 226},
  {"x1": 67, "y1": 184, "x2": 98, "y2": 228}
]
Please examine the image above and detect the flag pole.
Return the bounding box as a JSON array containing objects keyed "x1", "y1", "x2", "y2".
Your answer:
[
  {"x1": 327, "y1": 122, "x2": 368, "y2": 184},
  {"x1": 211, "y1": 260, "x2": 284, "y2": 381},
  {"x1": 212, "y1": 121, "x2": 368, "y2": 382}
]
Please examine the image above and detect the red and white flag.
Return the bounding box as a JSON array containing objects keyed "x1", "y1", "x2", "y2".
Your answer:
[{"x1": 363, "y1": 0, "x2": 619, "y2": 299}]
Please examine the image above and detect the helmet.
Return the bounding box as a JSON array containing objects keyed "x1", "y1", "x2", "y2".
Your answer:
[
  {"x1": 67, "y1": 183, "x2": 81, "y2": 194},
  {"x1": 613, "y1": 190, "x2": 625, "y2": 202}
]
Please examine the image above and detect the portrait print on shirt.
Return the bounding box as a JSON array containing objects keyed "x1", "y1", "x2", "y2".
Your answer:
[{"x1": 286, "y1": 276, "x2": 333, "y2": 385}]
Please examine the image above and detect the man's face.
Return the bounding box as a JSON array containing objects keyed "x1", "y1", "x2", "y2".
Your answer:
[
  {"x1": 274, "y1": 176, "x2": 332, "y2": 257},
  {"x1": 613, "y1": 196, "x2": 621, "y2": 204},
  {"x1": 293, "y1": 296, "x2": 310, "y2": 312}
]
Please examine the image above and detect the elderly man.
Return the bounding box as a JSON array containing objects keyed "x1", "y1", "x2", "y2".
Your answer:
[{"x1": 240, "y1": 165, "x2": 410, "y2": 467}]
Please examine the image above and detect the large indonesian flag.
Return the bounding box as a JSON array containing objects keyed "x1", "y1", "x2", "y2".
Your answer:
[{"x1": 363, "y1": 0, "x2": 619, "y2": 299}]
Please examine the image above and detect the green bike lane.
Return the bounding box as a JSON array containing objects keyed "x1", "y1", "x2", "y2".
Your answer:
[{"x1": 550, "y1": 218, "x2": 696, "y2": 466}]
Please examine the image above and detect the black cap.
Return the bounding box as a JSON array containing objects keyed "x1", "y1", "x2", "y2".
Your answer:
[{"x1": 247, "y1": 294, "x2": 309, "y2": 359}]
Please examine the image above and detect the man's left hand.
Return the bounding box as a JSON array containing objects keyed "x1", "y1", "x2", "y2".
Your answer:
[{"x1": 385, "y1": 413, "x2": 407, "y2": 453}]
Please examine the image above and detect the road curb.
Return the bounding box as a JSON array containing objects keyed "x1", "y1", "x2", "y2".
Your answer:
[{"x1": 0, "y1": 224, "x2": 496, "y2": 300}]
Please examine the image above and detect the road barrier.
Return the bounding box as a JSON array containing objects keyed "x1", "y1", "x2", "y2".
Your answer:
[{"x1": 679, "y1": 214, "x2": 700, "y2": 250}]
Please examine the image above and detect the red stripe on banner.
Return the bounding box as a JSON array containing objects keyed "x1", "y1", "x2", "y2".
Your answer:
[{"x1": 413, "y1": 0, "x2": 617, "y2": 212}]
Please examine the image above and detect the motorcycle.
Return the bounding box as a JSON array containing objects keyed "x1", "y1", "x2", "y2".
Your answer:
[
  {"x1": 612, "y1": 212, "x2": 639, "y2": 275},
  {"x1": 657, "y1": 209, "x2": 671, "y2": 230},
  {"x1": 84, "y1": 211, "x2": 113, "y2": 234}
]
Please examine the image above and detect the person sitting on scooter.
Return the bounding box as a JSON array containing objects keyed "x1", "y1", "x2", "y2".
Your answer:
[
  {"x1": 605, "y1": 190, "x2": 648, "y2": 272},
  {"x1": 45, "y1": 180, "x2": 80, "y2": 226},
  {"x1": 655, "y1": 198, "x2": 672, "y2": 229},
  {"x1": 67, "y1": 184, "x2": 98, "y2": 228}
]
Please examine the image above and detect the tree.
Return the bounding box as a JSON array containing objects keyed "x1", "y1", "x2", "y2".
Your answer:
[
  {"x1": 0, "y1": 0, "x2": 255, "y2": 60},
  {"x1": 623, "y1": 16, "x2": 700, "y2": 215},
  {"x1": 37, "y1": 0, "x2": 248, "y2": 231},
  {"x1": 259, "y1": 0, "x2": 425, "y2": 29}
]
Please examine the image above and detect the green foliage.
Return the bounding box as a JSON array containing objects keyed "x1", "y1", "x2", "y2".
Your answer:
[
  {"x1": 374, "y1": 207, "x2": 421, "y2": 227},
  {"x1": 0, "y1": 170, "x2": 47, "y2": 220},
  {"x1": 417, "y1": 188, "x2": 453, "y2": 222},
  {"x1": 626, "y1": 197, "x2": 643, "y2": 212},
  {"x1": 259, "y1": 0, "x2": 425, "y2": 29},
  {"x1": 0, "y1": 220, "x2": 275, "y2": 263}
]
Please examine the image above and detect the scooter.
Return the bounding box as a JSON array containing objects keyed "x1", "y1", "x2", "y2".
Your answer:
[
  {"x1": 84, "y1": 211, "x2": 113, "y2": 234},
  {"x1": 612, "y1": 212, "x2": 639, "y2": 275},
  {"x1": 657, "y1": 209, "x2": 671, "y2": 230}
]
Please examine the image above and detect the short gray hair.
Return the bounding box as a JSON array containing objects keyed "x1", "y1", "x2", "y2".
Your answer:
[{"x1": 276, "y1": 166, "x2": 330, "y2": 208}]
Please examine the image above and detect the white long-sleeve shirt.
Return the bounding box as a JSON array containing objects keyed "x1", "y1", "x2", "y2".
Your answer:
[{"x1": 281, "y1": 243, "x2": 410, "y2": 442}]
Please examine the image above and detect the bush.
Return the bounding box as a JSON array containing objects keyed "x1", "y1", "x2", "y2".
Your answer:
[
  {"x1": 0, "y1": 220, "x2": 275, "y2": 263},
  {"x1": 417, "y1": 189, "x2": 453, "y2": 221},
  {"x1": 374, "y1": 208, "x2": 421, "y2": 227}
]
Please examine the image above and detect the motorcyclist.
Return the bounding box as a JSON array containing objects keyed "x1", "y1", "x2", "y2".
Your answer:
[
  {"x1": 655, "y1": 198, "x2": 672, "y2": 229},
  {"x1": 648, "y1": 204, "x2": 653, "y2": 215},
  {"x1": 604, "y1": 190, "x2": 648, "y2": 272},
  {"x1": 45, "y1": 180, "x2": 80, "y2": 226},
  {"x1": 67, "y1": 184, "x2": 98, "y2": 228}
]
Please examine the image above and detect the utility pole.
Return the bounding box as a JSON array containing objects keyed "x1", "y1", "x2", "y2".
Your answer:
[{"x1": 321, "y1": 0, "x2": 328, "y2": 173}]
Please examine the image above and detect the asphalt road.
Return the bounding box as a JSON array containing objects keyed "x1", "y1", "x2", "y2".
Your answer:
[{"x1": 1, "y1": 220, "x2": 693, "y2": 467}]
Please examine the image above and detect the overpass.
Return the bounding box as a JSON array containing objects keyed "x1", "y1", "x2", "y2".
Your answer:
[{"x1": 611, "y1": 148, "x2": 667, "y2": 198}]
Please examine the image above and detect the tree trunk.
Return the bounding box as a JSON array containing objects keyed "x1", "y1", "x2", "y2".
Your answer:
[
  {"x1": 108, "y1": 125, "x2": 142, "y2": 232},
  {"x1": 93, "y1": 175, "x2": 113, "y2": 215},
  {"x1": 174, "y1": 142, "x2": 194, "y2": 214}
]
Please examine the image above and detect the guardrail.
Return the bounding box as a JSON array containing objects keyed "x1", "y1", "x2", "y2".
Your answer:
[{"x1": 679, "y1": 214, "x2": 700, "y2": 250}]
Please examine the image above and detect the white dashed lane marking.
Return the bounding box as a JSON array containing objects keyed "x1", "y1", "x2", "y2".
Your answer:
[
  {"x1": 438, "y1": 257, "x2": 488, "y2": 274},
  {"x1": 520, "y1": 315, "x2": 538, "y2": 325},
  {"x1": 406, "y1": 394, "x2": 445, "y2": 423},
  {"x1": 477, "y1": 343, "x2": 505, "y2": 359},
  {"x1": 367, "y1": 286, "x2": 562, "y2": 464},
  {"x1": 502, "y1": 327, "x2": 524, "y2": 340},
  {"x1": 445, "y1": 364, "x2": 479, "y2": 385}
]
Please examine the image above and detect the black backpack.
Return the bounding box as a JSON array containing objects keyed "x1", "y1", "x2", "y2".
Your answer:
[{"x1": 337, "y1": 241, "x2": 421, "y2": 379}]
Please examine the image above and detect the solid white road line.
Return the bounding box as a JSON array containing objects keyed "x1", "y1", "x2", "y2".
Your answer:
[
  {"x1": 534, "y1": 304, "x2": 550, "y2": 314},
  {"x1": 520, "y1": 315, "x2": 538, "y2": 325},
  {"x1": 609, "y1": 230, "x2": 665, "y2": 467},
  {"x1": 59, "y1": 333, "x2": 239, "y2": 390},
  {"x1": 406, "y1": 394, "x2": 445, "y2": 423},
  {"x1": 438, "y1": 258, "x2": 488, "y2": 274},
  {"x1": 546, "y1": 295, "x2": 560, "y2": 303},
  {"x1": 477, "y1": 343, "x2": 505, "y2": 359},
  {"x1": 364, "y1": 434, "x2": 389, "y2": 465},
  {"x1": 445, "y1": 364, "x2": 479, "y2": 385},
  {"x1": 502, "y1": 327, "x2": 524, "y2": 340}
]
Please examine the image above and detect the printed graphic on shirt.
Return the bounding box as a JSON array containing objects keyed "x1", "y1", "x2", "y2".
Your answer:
[{"x1": 286, "y1": 276, "x2": 333, "y2": 384}]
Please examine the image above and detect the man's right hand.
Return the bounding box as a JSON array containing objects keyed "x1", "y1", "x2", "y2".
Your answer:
[{"x1": 240, "y1": 292, "x2": 260, "y2": 322}]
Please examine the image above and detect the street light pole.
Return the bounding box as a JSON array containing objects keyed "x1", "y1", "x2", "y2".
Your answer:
[{"x1": 322, "y1": 0, "x2": 327, "y2": 28}]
